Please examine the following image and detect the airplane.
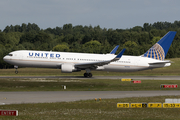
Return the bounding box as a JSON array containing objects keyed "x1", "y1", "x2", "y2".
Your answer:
[{"x1": 3, "y1": 31, "x2": 176, "y2": 77}]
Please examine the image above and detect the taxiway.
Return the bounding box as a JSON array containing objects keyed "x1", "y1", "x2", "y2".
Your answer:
[
  {"x1": 0, "y1": 76, "x2": 180, "y2": 80},
  {"x1": 0, "y1": 91, "x2": 180, "y2": 105}
]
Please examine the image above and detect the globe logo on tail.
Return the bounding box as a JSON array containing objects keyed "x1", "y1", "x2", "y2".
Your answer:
[{"x1": 142, "y1": 43, "x2": 165, "y2": 61}]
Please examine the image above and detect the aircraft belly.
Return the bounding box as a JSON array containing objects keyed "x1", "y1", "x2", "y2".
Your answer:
[{"x1": 103, "y1": 64, "x2": 148, "y2": 72}]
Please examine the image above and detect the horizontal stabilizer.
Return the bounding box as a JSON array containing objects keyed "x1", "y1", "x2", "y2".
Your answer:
[{"x1": 148, "y1": 60, "x2": 171, "y2": 65}]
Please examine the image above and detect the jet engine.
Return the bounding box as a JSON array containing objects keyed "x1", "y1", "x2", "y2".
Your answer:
[{"x1": 61, "y1": 63, "x2": 80, "y2": 73}]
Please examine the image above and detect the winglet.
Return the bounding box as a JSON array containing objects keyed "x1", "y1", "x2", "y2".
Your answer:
[
  {"x1": 111, "y1": 48, "x2": 126, "y2": 62},
  {"x1": 116, "y1": 48, "x2": 126, "y2": 58},
  {"x1": 110, "y1": 45, "x2": 119, "y2": 54}
]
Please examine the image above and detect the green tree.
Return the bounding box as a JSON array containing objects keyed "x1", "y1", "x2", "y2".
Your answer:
[
  {"x1": 123, "y1": 41, "x2": 138, "y2": 48},
  {"x1": 3, "y1": 26, "x2": 11, "y2": 33},
  {"x1": 22, "y1": 42, "x2": 35, "y2": 50},
  {"x1": 17, "y1": 44, "x2": 25, "y2": 50},
  {"x1": 151, "y1": 36, "x2": 161, "y2": 45},
  {"x1": 0, "y1": 33, "x2": 6, "y2": 44},
  {"x1": 62, "y1": 34, "x2": 73, "y2": 44},
  {"x1": 53, "y1": 44, "x2": 69, "y2": 52},
  {"x1": 123, "y1": 41, "x2": 139, "y2": 55},
  {"x1": 20, "y1": 32, "x2": 36, "y2": 43},
  {"x1": 21, "y1": 23, "x2": 27, "y2": 32},
  {"x1": 34, "y1": 32, "x2": 52, "y2": 43},
  {"x1": 143, "y1": 23, "x2": 152, "y2": 31},
  {"x1": 83, "y1": 40, "x2": 101, "y2": 53}
]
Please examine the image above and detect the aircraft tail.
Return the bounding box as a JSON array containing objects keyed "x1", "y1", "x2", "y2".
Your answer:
[{"x1": 141, "y1": 31, "x2": 176, "y2": 60}]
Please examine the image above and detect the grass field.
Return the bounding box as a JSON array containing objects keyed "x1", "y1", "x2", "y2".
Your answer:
[
  {"x1": 1, "y1": 96, "x2": 180, "y2": 120},
  {"x1": 0, "y1": 58, "x2": 180, "y2": 76},
  {"x1": 0, "y1": 78, "x2": 180, "y2": 91}
]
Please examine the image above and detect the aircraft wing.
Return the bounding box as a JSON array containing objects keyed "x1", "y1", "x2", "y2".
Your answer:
[{"x1": 75, "y1": 48, "x2": 126, "y2": 69}]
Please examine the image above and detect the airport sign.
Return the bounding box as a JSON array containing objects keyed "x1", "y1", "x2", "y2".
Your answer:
[
  {"x1": 121, "y1": 78, "x2": 132, "y2": 81},
  {"x1": 161, "y1": 84, "x2": 178, "y2": 88},
  {"x1": 148, "y1": 103, "x2": 162, "y2": 108},
  {"x1": 117, "y1": 103, "x2": 129, "y2": 108},
  {"x1": 132, "y1": 80, "x2": 141, "y2": 83},
  {"x1": 131, "y1": 103, "x2": 147, "y2": 108},
  {"x1": 0, "y1": 110, "x2": 18, "y2": 116},
  {"x1": 163, "y1": 103, "x2": 180, "y2": 108}
]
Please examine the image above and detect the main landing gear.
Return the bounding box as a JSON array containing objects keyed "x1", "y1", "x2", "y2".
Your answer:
[
  {"x1": 84, "y1": 73, "x2": 92, "y2": 78},
  {"x1": 14, "y1": 65, "x2": 18, "y2": 74},
  {"x1": 84, "y1": 69, "x2": 93, "y2": 78}
]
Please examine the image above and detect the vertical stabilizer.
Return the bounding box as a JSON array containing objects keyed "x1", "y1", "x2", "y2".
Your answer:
[{"x1": 142, "y1": 31, "x2": 176, "y2": 60}]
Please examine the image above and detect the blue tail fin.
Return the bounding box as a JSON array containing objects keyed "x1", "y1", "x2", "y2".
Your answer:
[{"x1": 142, "y1": 31, "x2": 176, "y2": 60}]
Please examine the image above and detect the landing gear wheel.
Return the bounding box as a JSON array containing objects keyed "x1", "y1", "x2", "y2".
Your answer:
[
  {"x1": 84, "y1": 73, "x2": 93, "y2": 78},
  {"x1": 88, "y1": 73, "x2": 92, "y2": 78},
  {"x1": 84, "y1": 73, "x2": 88, "y2": 77}
]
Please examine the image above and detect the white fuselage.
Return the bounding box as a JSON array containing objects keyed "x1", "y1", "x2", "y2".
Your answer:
[{"x1": 3, "y1": 50, "x2": 171, "y2": 72}]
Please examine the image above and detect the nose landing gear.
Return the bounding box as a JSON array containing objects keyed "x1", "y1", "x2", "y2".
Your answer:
[{"x1": 14, "y1": 65, "x2": 18, "y2": 74}]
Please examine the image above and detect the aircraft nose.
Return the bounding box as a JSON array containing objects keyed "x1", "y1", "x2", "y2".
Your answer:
[{"x1": 3, "y1": 56, "x2": 8, "y2": 61}]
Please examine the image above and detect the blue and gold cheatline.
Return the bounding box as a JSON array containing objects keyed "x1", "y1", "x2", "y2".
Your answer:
[{"x1": 142, "y1": 43, "x2": 165, "y2": 61}]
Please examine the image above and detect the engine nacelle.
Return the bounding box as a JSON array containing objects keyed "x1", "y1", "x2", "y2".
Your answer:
[{"x1": 61, "y1": 63, "x2": 74, "y2": 73}]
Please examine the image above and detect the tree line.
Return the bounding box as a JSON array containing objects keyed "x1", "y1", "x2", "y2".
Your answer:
[{"x1": 1, "y1": 21, "x2": 180, "y2": 68}]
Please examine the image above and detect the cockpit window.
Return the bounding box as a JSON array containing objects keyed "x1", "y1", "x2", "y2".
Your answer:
[{"x1": 8, "y1": 54, "x2": 13, "y2": 56}]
